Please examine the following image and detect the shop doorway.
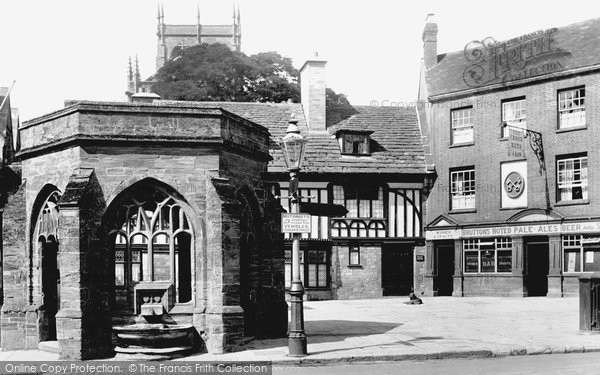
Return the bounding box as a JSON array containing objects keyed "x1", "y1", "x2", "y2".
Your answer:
[
  {"x1": 525, "y1": 238, "x2": 549, "y2": 296},
  {"x1": 382, "y1": 244, "x2": 414, "y2": 296},
  {"x1": 434, "y1": 243, "x2": 454, "y2": 296}
]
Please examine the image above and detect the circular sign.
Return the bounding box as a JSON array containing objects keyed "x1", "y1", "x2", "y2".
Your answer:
[{"x1": 504, "y1": 172, "x2": 525, "y2": 198}]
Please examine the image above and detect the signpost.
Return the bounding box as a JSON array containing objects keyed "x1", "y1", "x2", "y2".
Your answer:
[{"x1": 281, "y1": 213, "x2": 311, "y2": 234}]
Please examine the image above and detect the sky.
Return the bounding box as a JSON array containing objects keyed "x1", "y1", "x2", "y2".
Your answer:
[{"x1": 0, "y1": 0, "x2": 598, "y2": 121}]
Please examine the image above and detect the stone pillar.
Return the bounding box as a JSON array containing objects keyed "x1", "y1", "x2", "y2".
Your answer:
[
  {"x1": 55, "y1": 207, "x2": 84, "y2": 359},
  {"x1": 547, "y1": 235, "x2": 563, "y2": 297},
  {"x1": 452, "y1": 239, "x2": 463, "y2": 297},
  {"x1": 511, "y1": 236, "x2": 526, "y2": 297},
  {"x1": 205, "y1": 175, "x2": 244, "y2": 354},
  {"x1": 423, "y1": 241, "x2": 435, "y2": 296},
  {"x1": 56, "y1": 169, "x2": 112, "y2": 360}
]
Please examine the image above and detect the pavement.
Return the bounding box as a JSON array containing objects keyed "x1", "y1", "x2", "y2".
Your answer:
[{"x1": 1, "y1": 297, "x2": 600, "y2": 366}]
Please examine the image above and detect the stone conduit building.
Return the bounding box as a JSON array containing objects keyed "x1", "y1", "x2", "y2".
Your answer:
[
  {"x1": 0, "y1": 102, "x2": 287, "y2": 359},
  {"x1": 419, "y1": 17, "x2": 600, "y2": 297}
]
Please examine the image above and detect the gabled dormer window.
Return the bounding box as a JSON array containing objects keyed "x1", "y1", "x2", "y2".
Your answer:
[{"x1": 337, "y1": 130, "x2": 373, "y2": 155}]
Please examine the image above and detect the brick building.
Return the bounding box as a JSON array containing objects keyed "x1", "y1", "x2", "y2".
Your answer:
[{"x1": 419, "y1": 17, "x2": 600, "y2": 297}]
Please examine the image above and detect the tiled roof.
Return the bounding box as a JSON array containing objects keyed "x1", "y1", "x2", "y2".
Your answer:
[
  {"x1": 177, "y1": 101, "x2": 426, "y2": 175},
  {"x1": 164, "y1": 24, "x2": 234, "y2": 36},
  {"x1": 425, "y1": 18, "x2": 600, "y2": 98}
]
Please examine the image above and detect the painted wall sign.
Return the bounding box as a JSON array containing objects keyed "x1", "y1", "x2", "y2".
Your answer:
[
  {"x1": 281, "y1": 213, "x2": 312, "y2": 234},
  {"x1": 426, "y1": 221, "x2": 600, "y2": 240},
  {"x1": 425, "y1": 229, "x2": 461, "y2": 240},
  {"x1": 462, "y1": 28, "x2": 573, "y2": 88}
]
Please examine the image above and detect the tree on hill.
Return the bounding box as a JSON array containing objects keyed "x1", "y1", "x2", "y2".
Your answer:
[{"x1": 152, "y1": 43, "x2": 349, "y2": 106}]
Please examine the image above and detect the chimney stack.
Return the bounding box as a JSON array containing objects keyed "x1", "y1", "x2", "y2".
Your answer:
[
  {"x1": 422, "y1": 14, "x2": 438, "y2": 69},
  {"x1": 300, "y1": 54, "x2": 327, "y2": 132}
]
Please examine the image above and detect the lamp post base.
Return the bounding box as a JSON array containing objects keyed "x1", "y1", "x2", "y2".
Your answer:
[
  {"x1": 288, "y1": 280, "x2": 307, "y2": 357},
  {"x1": 288, "y1": 335, "x2": 307, "y2": 357}
]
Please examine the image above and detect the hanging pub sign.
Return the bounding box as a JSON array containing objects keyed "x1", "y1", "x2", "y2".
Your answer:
[{"x1": 508, "y1": 127, "x2": 526, "y2": 158}]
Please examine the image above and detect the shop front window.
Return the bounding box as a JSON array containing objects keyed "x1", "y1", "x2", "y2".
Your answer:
[
  {"x1": 563, "y1": 235, "x2": 600, "y2": 273},
  {"x1": 463, "y1": 238, "x2": 512, "y2": 273}
]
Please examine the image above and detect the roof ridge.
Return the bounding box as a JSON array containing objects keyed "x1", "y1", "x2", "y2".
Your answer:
[{"x1": 438, "y1": 17, "x2": 600, "y2": 58}]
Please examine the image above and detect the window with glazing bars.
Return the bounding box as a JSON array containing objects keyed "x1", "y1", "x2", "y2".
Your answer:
[
  {"x1": 332, "y1": 185, "x2": 384, "y2": 218},
  {"x1": 557, "y1": 155, "x2": 588, "y2": 202},
  {"x1": 463, "y1": 238, "x2": 512, "y2": 273},
  {"x1": 558, "y1": 87, "x2": 585, "y2": 129},
  {"x1": 451, "y1": 107, "x2": 473, "y2": 144},
  {"x1": 502, "y1": 99, "x2": 526, "y2": 137},
  {"x1": 349, "y1": 245, "x2": 360, "y2": 265},
  {"x1": 450, "y1": 168, "x2": 475, "y2": 210}
]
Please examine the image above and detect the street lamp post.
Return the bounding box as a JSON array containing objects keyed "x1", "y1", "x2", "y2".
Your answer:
[{"x1": 279, "y1": 114, "x2": 308, "y2": 357}]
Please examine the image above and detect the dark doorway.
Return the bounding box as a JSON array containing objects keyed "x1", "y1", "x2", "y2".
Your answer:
[
  {"x1": 175, "y1": 232, "x2": 192, "y2": 303},
  {"x1": 382, "y1": 244, "x2": 414, "y2": 296},
  {"x1": 525, "y1": 238, "x2": 549, "y2": 296},
  {"x1": 40, "y1": 236, "x2": 60, "y2": 341},
  {"x1": 434, "y1": 243, "x2": 454, "y2": 296}
]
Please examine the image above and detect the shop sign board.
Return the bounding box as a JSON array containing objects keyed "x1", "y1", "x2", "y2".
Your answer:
[{"x1": 426, "y1": 221, "x2": 600, "y2": 240}]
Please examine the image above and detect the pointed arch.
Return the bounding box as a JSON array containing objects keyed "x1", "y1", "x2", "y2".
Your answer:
[
  {"x1": 30, "y1": 185, "x2": 62, "y2": 342},
  {"x1": 101, "y1": 177, "x2": 199, "y2": 313}
]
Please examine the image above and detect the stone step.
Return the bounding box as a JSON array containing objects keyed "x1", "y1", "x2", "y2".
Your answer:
[
  {"x1": 38, "y1": 341, "x2": 59, "y2": 353},
  {"x1": 114, "y1": 346, "x2": 194, "y2": 360}
]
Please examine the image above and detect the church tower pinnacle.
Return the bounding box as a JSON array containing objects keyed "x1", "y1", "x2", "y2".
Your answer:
[{"x1": 197, "y1": 4, "x2": 201, "y2": 43}]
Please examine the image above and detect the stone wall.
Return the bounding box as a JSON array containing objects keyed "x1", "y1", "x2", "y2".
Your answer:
[
  {"x1": 3, "y1": 103, "x2": 284, "y2": 358},
  {"x1": 462, "y1": 275, "x2": 524, "y2": 297},
  {"x1": 0, "y1": 164, "x2": 32, "y2": 350},
  {"x1": 332, "y1": 245, "x2": 383, "y2": 300},
  {"x1": 413, "y1": 244, "x2": 427, "y2": 295}
]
